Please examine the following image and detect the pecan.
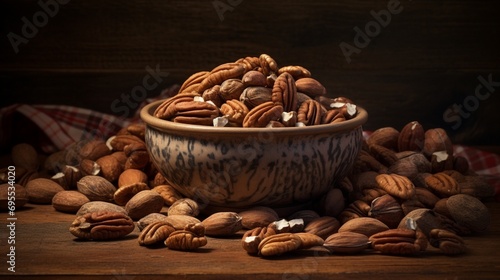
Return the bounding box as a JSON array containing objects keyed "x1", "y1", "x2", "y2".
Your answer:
[
  {"x1": 258, "y1": 233, "x2": 302, "y2": 257},
  {"x1": 240, "y1": 86, "x2": 273, "y2": 109},
  {"x1": 124, "y1": 141, "x2": 149, "y2": 170},
  {"x1": 236, "y1": 56, "x2": 260, "y2": 72},
  {"x1": 429, "y1": 228, "x2": 466, "y2": 255},
  {"x1": 322, "y1": 109, "x2": 346, "y2": 124},
  {"x1": 138, "y1": 221, "x2": 176, "y2": 246},
  {"x1": 423, "y1": 128, "x2": 454, "y2": 157},
  {"x1": 79, "y1": 140, "x2": 111, "y2": 161},
  {"x1": 198, "y1": 62, "x2": 246, "y2": 93},
  {"x1": 295, "y1": 232, "x2": 324, "y2": 249},
  {"x1": 259, "y1": 54, "x2": 279, "y2": 76},
  {"x1": 297, "y1": 99, "x2": 324, "y2": 126},
  {"x1": 153, "y1": 92, "x2": 200, "y2": 120},
  {"x1": 220, "y1": 99, "x2": 249, "y2": 126},
  {"x1": 295, "y1": 77, "x2": 327, "y2": 98},
  {"x1": 304, "y1": 216, "x2": 340, "y2": 240},
  {"x1": 109, "y1": 134, "x2": 145, "y2": 151},
  {"x1": 366, "y1": 127, "x2": 400, "y2": 150},
  {"x1": 178, "y1": 71, "x2": 209, "y2": 93},
  {"x1": 339, "y1": 200, "x2": 370, "y2": 224},
  {"x1": 241, "y1": 226, "x2": 276, "y2": 254},
  {"x1": 242, "y1": 70, "x2": 267, "y2": 87},
  {"x1": 220, "y1": 79, "x2": 245, "y2": 101},
  {"x1": 278, "y1": 65, "x2": 312, "y2": 80},
  {"x1": 202, "y1": 85, "x2": 224, "y2": 108},
  {"x1": 369, "y1": 194, "x2": 405, "y2": 229},
  {"x1": 152, "y1": 184, "x2": 182, "y2": 206},
  {"x1": 167, "y1": 198, "x2": 200, "y2": 217},
  {"x1": 324, "y1": 231, "x2": 371, "y2": 254},
  {"x1": 113, "y1": 182, "x2": 149, "y2": 206},
  {"x1": 375, "y1": 173, "x2": 416, "y2": 200},
  {"x1": 424, "y1": 172, "x2": 460, "y2": 198},
  {"x1": 271, "y1": 72, "x2": 298, "y2": 112},
  {"x1": 165, "y1": 223, "x2": 207, "y2": 251},
  {"x1": 242, "y1": 101, "x2": 283, "y2": 128},
  {"x1": 69, "y1": 211, "x2": 135, "y2": 240},
  {"x1": 369, "y1": 228, "x2": 427, "y2": 255},
  {"x1": 398, "y1": 121, "x2": 425, "y2": 152},
  {"x1": 369, "y1": 144, "x2": 398, "y2": 166},
  {"x1": 171, "y1": 100, "x2": 220, "y2": 126},
  {"x1": 124, "y1": 123, "x2": 146, "y2": 140}
]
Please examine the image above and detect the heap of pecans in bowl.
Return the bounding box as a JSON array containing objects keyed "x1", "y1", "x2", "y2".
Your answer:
[
  {"x1": 0, "y1": 54, "x2": 494, "y2": 258},
  {"x1": 154, "y1": 54, "x2": 357, "y2": 127}
]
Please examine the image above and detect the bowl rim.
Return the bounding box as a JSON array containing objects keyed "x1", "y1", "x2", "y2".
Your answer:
[{"x1": 141, "y1": 99, "x2": 368, "y2": 136}]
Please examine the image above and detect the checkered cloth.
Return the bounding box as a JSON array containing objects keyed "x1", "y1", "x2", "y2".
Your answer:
[{"x1": 2, "y1": 85, "x2": 499, "y2": 200}]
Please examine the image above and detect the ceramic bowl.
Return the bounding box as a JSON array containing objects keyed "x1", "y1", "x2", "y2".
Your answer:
[{"x1": 141, "y1": 100, "x2": 368, "y2": 212}]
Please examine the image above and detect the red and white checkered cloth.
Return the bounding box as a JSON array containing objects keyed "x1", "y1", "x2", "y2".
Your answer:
[{"x1": 2, "y1": 85, "x2": 499, "y2": 200}]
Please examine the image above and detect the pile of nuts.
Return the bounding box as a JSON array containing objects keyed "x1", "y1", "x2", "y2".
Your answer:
[
  {"x1": 154, "y1": 54, "x2": 357, "y2": 127},
  {"x1": 0, "y1": 55, "x2": 495, "y2": 257}
]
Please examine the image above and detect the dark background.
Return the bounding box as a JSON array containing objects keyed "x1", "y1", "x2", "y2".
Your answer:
[{"x1": 1, "y1": 0, "x2": 499, "y2": 150}]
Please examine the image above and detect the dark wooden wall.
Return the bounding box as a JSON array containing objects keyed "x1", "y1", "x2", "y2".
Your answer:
[{"x1": 1, "y1": 0, "x2": 500, "y2": 147}]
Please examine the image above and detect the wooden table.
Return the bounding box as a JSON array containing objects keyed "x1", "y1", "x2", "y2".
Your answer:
[{"x1": 1, "y1": 202, "x2": 499, "y2": 280}]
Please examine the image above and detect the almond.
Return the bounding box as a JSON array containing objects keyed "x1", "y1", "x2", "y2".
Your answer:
[
  {"x1": 0, "y1": 183, "x2": 28, "y2": 210},
  {"x1": 25, "y1": 178, "x2": 64, "y2": 204},
  {"x1": 96, "y1": 155, "x2": 123, "y2": 182},
  {"x1": 338, "y1": 217, "x2": 389, "y2": 237},
  {"x1": 118, "y1": 169, "x2": 148, "y2": 188},
  {"x1": 202, "y1": 212, "x2": 242, "y2": 236},
  {"x1": 52, "y1": 190, "x2": 90, "y2": 213},
  {"x1": 11, "y1": 143, "x2": 39, "y2": 171},
  {"x1": 125, "y1": 190, "x2": 164, "y2": 220},
  {"x1": 77, "y1": 175, "x2": 116, "y2": 202},
  {"x1": 239, "y1": 206, "x2": 279, "y2": 229}
]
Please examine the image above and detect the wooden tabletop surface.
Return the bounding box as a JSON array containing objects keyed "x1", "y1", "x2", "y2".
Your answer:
[{"x1": 1, "y1": 201, "x2": 499, "y2": 280}]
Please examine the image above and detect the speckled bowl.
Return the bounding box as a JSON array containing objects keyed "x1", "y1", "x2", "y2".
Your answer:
[{"x1": 141, "y1": 100, "x2": 368, "y2": 213}]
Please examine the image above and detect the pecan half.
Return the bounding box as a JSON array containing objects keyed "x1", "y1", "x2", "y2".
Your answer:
[
  {"x1": 178, "y1": 71, "x2": 209, "y2": 93},
  {"x1": 297, "y1": 99, "x2": 324, "y2": 126},
  {"x1": 165, "y1": 223, "x2": 207, "y2": 251},
  {"x1": 278, "y1": 65, "x2": 311, "y2": 80},
  {"x1": 272, "y1": 72, "x2": 298, "y2": 112},
  {"x1": 369, "y1": 228, "x2": 427, "y2": 255},
  {"x1": 220, "y1": 99, "x2": 249, "y2": 126},
  {"x1": 235, "y1": 56, "x2": 260, "y2": 72},
  {"x1": 138, "y1": 221, "x2": 176, "y2": 246},
  {"x1": 375, "y1": 173, "x2": 416, "y2": 200},
  {"x1": 429, "y1": 228, "x2": 466, "y2": 255},
  {"x1": 69, "y1": 211, "x2": 135, "y2": 240},
  {"x1": 202, "y1": 85, "x2": 224, "y2": 108},
  {"x1": 304, "y1": 216, "x2": 340, "y2": 240},
  {"x1": 424, "y1": 172, "x2": 460, "y2": 198},
  {"x1": 322, "y1": 109, "x2": 346, "y2": 124},
  {"x1": 153, "y1": 92, "x2": 200, "y2": 120},
  {"x1": 258, "y1": 233, "x2": 302, "y2": 257},
  {"x1": 171, "y1": 100, "x2": 220, "y2": 126},
  {"x1": 198, "y1": 62, "x2": 246, "y2": 93},
  {"x1": 242, "y1": 101, "x2": 283, "y2": 127},
  {"x1": 259, "y1": 54, "x2": 279, "y2": 76}
]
